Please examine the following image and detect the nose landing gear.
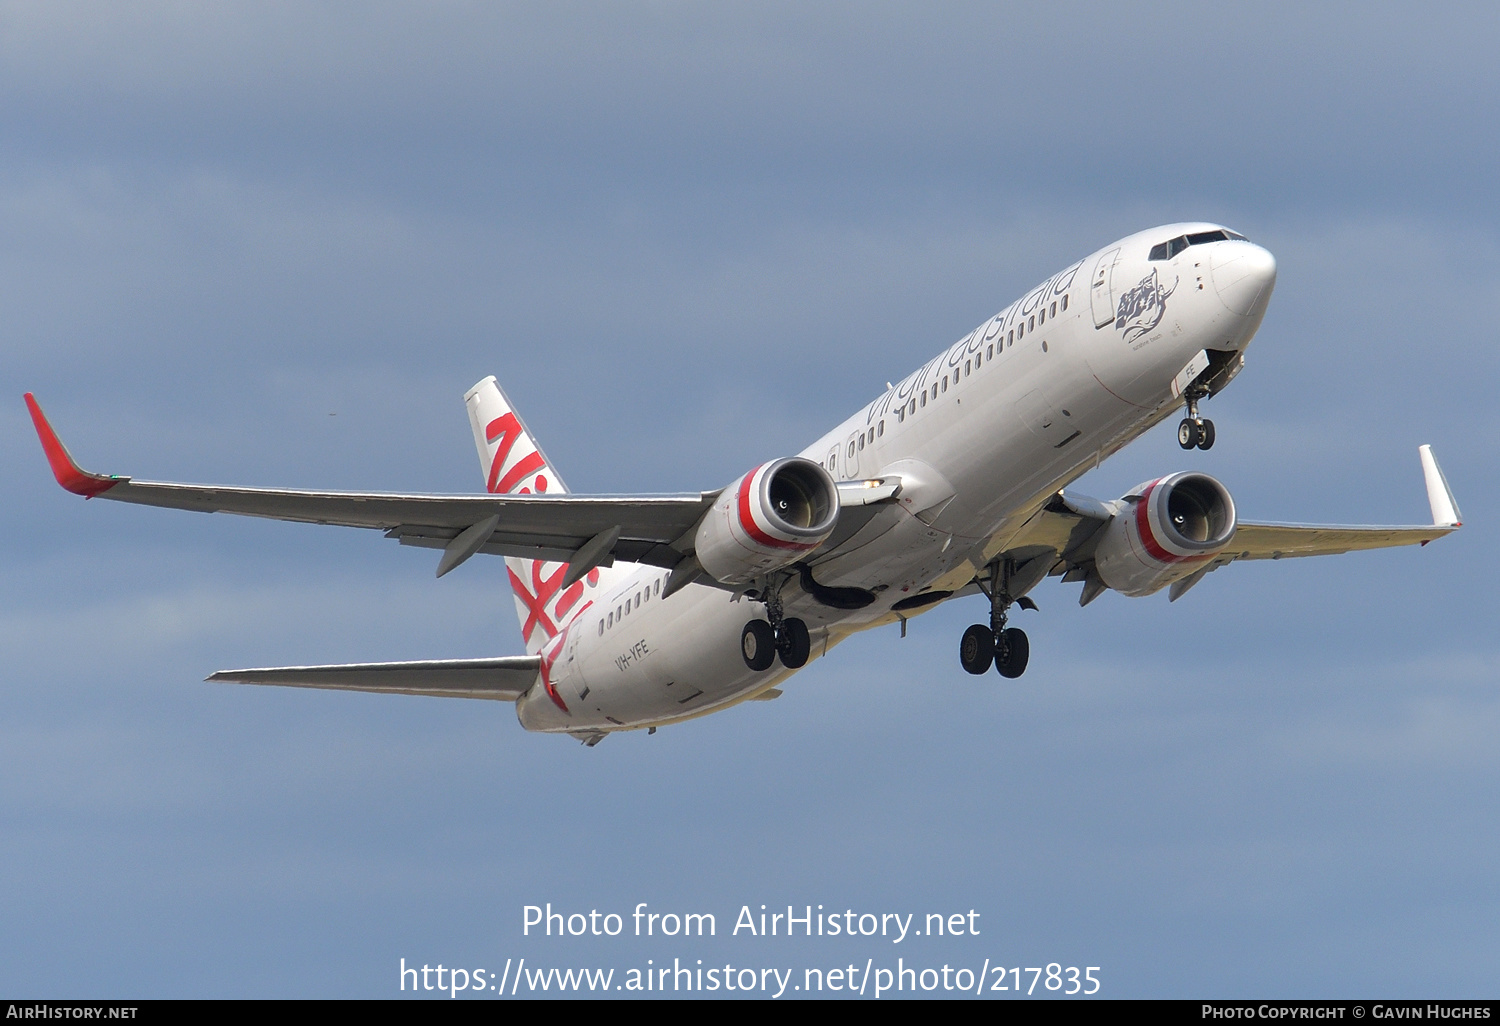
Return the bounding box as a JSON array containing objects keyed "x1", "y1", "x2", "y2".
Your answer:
[
  {"x1": 741, "y1": 575, "x2": 810, "y2": 671},
  {"x1": 959, "y1": 559, "x2": 1034, "y2": 678},
  {"x1": 1177, "y1": 387, "x2": 1215, "y2": 450}
]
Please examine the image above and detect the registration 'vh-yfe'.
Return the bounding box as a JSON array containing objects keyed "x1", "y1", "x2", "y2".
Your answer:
[{"x1": 27, "y1": 224, "x2": 1462, "y2": 745}]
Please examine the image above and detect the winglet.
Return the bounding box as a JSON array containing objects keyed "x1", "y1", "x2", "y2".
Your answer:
[
  {"x1": 23, "y1": 394, "x2": 121, "y2": 498},
  {"x1": 1419, "y1": 444, "x2": 1461, "y2": 527}
]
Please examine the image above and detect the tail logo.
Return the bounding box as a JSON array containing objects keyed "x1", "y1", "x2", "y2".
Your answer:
[
  {"x1": 508, "y1": 560, "x2": 598, "y2": 643},
  {"x1": 486, "y1": 413, "x2": 548, "y2": 495},
  {"x1": 470, "y1": 377, "x2": 608, "y2": 653}
]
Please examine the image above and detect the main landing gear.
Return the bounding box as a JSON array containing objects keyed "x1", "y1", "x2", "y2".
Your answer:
[
  {"x1": 741, "y1": 576, "x2": 810, "y2": 672},
  {"x1": 959, "y1": 559, "x2": 1034, "y2": 679},
  {"x1": 1177, "y1": 387, "x2": 1215, "y2": 450}
]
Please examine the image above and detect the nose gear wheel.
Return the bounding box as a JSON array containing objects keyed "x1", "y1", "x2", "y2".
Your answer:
[{"x1": 1177, "y1": 387, "x2": 1215, "y2": 450}]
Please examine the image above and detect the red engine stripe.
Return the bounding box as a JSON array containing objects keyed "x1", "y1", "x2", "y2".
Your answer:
[
  {"x1": 1134, "y1": 480, "x2": 1220, "y2": 568},
  {"x1": 1134, "y1": 480, "x2": 1187, "y2": 565},
  {"x1": 735, "y1": 466, "x2": 818, "y2": 552}
]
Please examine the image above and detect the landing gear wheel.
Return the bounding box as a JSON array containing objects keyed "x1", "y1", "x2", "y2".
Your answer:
[
  {"x1": 959, "y1": 624, "x2": 994, "y2": 675},
  {"x1": 776, "y1": 617, "x2": 811, "y2": 669},
  {"x1": 994, "y1": 627, "x2": 1030, "y2": 678},
  {"x1": 1178, "y1": 419, "x2": 1201, "y2": 449},
  {"x1": 1197, "y1": 419, "x2": 1215, "y2": 450},
  {"x1": 741, "y1": 619, "x2": 775, "y2": 671}
]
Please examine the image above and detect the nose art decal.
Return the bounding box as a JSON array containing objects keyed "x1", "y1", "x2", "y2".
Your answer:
[{"x1": 1115, "y1": 268, "x2": 1177, "y2": 343}]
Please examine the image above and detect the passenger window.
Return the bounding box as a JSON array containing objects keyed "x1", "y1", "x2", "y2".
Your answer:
[
  {"x1": 598, "y1": 620, "x2": 604, "y2": 635},
  {"x1": 608, "y1": 612, "x2": 613, "y2": 627},
  {"x1": 964, "y1": 360, "x2": 971, "y2": 376},
  {"x1": 1050, "y1": 302, "x2": 1057, "y2": 317},
  {"x1": 878, "y1": 421, "x2": 885, "y2": 436},
  {"x1": 1028, "y1": 316, "x2": 1035, "y2": 331},
  {"x1": 655, "y1": 579, "x2": 661, "y2": 595},
  {"x1": 1008, "y1": 329, "x2": 1014, "y2": 346},
  {"x1": 1061, "y1": 295, "x2": 1069, "y2": 311},
  {"x1": 867, "y1": 427, "x2": 874, "y2": 443},
  {"x1": 987, "y1": 344, "x2": 993, "y2": 359},
  {"x1": 848, "y1": 440, "x2": 857, "y2": 456},
  {"x1": 931, "y1": 383, "x2": 938, "y2": 398},
  {"x1": 1039, "y1": 308, "x2": 1046, "y2": 325},
  {"x1": 617, "y1": 605, "x2": 623, "y2": 619},
  {"x1": 634, "y1": 592, "x2": 640, "y2": 607},
  {"x1": 941, "y1": 377, "x2": 947, "y2": 393},
  {"x1": 858, "y1": 434, "x2": 865, "y2": 450},
  {"x1": 974, "y1": 353, "x2": 982, "y2": 369},
  {"x1": 1018, "y1": 323, "x2": 1025, "y2": 339},
  {"x1": 909, "y1": 399, "x2": 916, "y2": 414}
]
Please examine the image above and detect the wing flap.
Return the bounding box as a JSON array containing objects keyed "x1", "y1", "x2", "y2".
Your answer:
[
  {"x1": 207, "y1": 656, "x2": 541, "y2": 700},
  {"x1": 388, "y1": 524, "x2": 691, "y2": 569}
]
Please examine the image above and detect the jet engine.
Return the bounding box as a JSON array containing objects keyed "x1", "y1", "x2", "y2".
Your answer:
[
  {"x1": 695, "y1": 458, "x2": 840, "y2": 586},
  {"x1": 1093, "y1": 472, "x2": 1237, "y2": 597}
]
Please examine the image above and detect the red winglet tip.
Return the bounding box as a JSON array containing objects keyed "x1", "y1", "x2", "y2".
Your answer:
[{"x1": 23, "y1": 393, "x2": 118, "y2": 498}]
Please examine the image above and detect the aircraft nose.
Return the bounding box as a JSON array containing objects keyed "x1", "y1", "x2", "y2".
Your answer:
[{"x1": 1210, "y1": 242, "x2": 1276, "y2": 316}]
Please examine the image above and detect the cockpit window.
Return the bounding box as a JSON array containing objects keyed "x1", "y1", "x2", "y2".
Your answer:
[{"x1": 1148, "y1": 229, "x2": 1248, "y2": 261}]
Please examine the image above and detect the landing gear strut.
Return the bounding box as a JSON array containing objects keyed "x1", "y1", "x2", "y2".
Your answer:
[
  {"x1": 1177, "y1": 387, "x2": 1215, "y2": 450},
  {"x1": 959, "y1": 559, "x2": 1033, "y2": 678},
  {"x1": 741, "y1": 575, "x2": 810, "y2": 671}
]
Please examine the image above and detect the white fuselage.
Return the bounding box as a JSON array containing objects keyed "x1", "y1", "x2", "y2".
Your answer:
[{"x1": 516, "y1": 224, "x2": 1277, "y2": 734}]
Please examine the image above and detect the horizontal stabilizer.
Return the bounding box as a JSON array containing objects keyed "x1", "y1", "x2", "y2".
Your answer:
[{"x1": 207, "y1": 656, "x2": 541, "y2": 701}]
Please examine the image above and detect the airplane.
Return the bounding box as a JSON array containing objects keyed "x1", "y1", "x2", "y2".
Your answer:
[{"x1": 25, "y1": 222, "x2": 1462, "y2": 746}]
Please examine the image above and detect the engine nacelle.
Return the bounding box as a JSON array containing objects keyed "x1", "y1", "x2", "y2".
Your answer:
[
  {"x1": 696, "y1": 458, "x2": 840, "y2": 586},
  {"x1": 1093, "y1": 472, "x2": 1237, "y2": 597}
]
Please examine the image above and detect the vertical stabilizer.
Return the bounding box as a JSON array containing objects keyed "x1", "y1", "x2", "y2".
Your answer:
[{"x1": 464, "y1": 376, "x2": 616, "y2": 654}]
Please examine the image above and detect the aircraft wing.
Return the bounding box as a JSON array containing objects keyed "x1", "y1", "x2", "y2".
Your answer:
[
  {"x1": 26, "y1": 393, "x2": 716, "y2": 576},
  {"x1": 207, "y1": 656, "x2": 541, "y2": 700},
  {"x1": 998, "y1": 445, "x2": 1460, "y2": 603},
  {"x1": 26, "y1": 394, "x2": 901, "y2": 583},
  {"x1": 1223, "y1": 521, "x2": 1454, "y2": 559}
]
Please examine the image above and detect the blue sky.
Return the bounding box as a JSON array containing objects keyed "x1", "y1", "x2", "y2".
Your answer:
[{"x1": 2, "y1": 3, "x2": 1497, "y2": 998}]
